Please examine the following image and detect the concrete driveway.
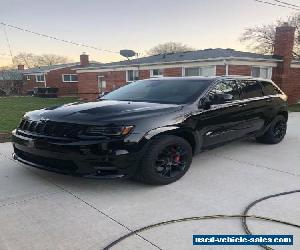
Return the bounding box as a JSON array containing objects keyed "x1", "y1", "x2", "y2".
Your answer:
[{"x1": 0, "y1": 114, "x2": 300, "y2": 250}]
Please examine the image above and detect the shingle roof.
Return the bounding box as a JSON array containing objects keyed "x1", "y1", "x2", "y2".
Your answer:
[
  {"x1": 0, "y1": 70, "x2": 23, "y2": 81},
  {"x1": 22, "y1": 61, "x2": 102, "y2": 74},
  {"x1": 22, "y1": 62, "x2": 81, "y2": 74},
  {"x1": 89, "y1": 48, "x2": 280, "y2": 69},
  {"x1": 0, "y1": 61, "x2": 102, "y2": 80}
]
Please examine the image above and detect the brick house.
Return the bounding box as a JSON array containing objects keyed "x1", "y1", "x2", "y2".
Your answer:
[
  {"x1": 76, "y1": 24, "x2": 300, "y2": 104},
  {"x1": 21, "y1": 54, "x2": 99, "y2": 96}
]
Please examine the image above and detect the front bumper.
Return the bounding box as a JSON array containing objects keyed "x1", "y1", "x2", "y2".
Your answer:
[{"x1": 12, "y1": 129, "x2": 144, "y2": 178}]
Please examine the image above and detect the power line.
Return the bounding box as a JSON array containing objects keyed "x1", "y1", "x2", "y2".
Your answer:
[
  {"x1": 2, "y1": 25, "x2": 13, "y2": 63},
  {"x1": 255, "y1": 0, "x2": 300, "y2": 10},
  {"x1": 0, "y1": 21, "x2": 119, "y2": 54},
  {"x1": 273, "y1": 0, "x2": 300, "y2": 8},
  {"x1": 253, "y1": 0, "x2": 300, "y2": 10}
]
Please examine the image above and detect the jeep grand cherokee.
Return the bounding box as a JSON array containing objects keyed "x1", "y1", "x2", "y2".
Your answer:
[{"x1": 12, "y1": 77, "x2": 288, "y2": 185}]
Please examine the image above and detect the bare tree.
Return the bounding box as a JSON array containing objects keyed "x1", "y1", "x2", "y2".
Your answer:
[
  {"x1": 12, "y1": 52, "x2": 70, "y2": 68},
  {"x1": 37, "y1": 54, "x2": 69, "y2": 66},
  {"x1": 12, "y1": 53, "x2": 37, "y2": 68},
  {"x1": 240, "y1": 24, "x2": 277, "y2": 55},
  {"x1": 240, "y1": 14, "x2": 300, "y2": 57},
  {"x1": 148, "y1": 42, "x2": 195, "y2": 55}
]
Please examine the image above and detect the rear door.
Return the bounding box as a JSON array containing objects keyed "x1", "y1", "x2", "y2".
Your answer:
[
  {"x1": 236, "y1": 79, "x2": 267, "y2": 135},
  {"x1": 260, "y1": 80, "x2": 284, "y2": 124}
]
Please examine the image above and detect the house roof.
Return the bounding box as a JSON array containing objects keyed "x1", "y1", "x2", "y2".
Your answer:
[
  {"x1": 22, "y1": 61, "x2": 101, "y2": 74},
  {"x1": 23, "y1": 62, "x2": 81, "y2": 74},
  {"x1": 0, "y1": 70, "x2": 23, "y2": 81},
  {"x1": 81, "y1": 48, "x2": 281, "y2": 70},
  {"x1": 0, "y1": 60, "x2": 102, "y2": 79}
]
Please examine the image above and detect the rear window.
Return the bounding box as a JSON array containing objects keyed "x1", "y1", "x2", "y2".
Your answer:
[
  {"x1": 238, "y1": 80, "x2": 263, "y2": 99},
  {"x1": 260, "y1": 81, "x2": 282, "y2": 96}
]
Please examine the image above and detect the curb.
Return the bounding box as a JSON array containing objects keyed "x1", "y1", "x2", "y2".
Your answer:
[{"x1": 0, "y1": 132, "x2": 11, "y2": 143}]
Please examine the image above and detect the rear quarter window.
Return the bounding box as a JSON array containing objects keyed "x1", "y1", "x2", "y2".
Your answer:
[
  {"x1": 260, "y1": 81, "x2": 282, "y2": 95},
  {"x1": 239, "y1": 80, "x2": 263, "y2": 99}
]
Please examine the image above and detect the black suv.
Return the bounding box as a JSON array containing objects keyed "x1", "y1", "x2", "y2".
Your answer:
[{"x1": 12, "y1": 77, "x2": 288, "y2": 185}]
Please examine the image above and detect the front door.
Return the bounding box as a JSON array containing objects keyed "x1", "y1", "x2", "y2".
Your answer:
[{"x1": 194, "y1": 79, "x2": 247, "y2": 148}]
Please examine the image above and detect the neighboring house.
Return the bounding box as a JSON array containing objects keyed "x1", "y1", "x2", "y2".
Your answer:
[
  {"x1": 21, "y1": 54, "x2": 99, "y2": 96},
  {"x1": 0, "y1": 65, "x2": 24, "y2": 96},
  {"x1": 76, "y1": 24, "x2": 300, "y2": 104}
]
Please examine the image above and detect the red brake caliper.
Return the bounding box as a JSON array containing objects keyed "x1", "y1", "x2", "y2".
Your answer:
[{"x1": 171, "y1": 146, "x2": 181, "y2": 163}]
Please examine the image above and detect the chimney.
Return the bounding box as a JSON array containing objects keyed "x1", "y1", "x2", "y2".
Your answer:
[
  {"x1": 80, "y1": 53, "x2": 89, "y2": 67},
  {"x1": 17, "y1": 64, "x2": 24, "y2": 70},
  {"x1": 273, "y1": 23, "x2": 295, "y2": 60},
  {"x1": 273, "y1": 23, "x2": 296, "y2": 103}
]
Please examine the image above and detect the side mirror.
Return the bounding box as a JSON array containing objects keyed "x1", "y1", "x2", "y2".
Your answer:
[
  {"x1": 212, "y1": 93, "x2": 233, "y2": 104},
  {"x1": 199, "y1": 93, "x2": 233, "y2": 109},
  {"x1": 199, "y1": 96, "x2": 212, "y2": 110}
]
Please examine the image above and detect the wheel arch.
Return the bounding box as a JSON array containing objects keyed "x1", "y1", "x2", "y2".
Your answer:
[{"x1": 144, "y1": 126, "x2": 199, "y2": 154}]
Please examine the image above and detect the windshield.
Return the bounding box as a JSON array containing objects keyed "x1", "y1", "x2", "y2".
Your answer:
[{"x1": 102, "y1": 79, "x2": 212, "y2": 104}]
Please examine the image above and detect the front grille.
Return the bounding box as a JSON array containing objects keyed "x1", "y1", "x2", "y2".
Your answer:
[
  {"x1": 18, "y1": 119, "x2": 85, "y2": 138},
  {"x1": 14, "y1": 148, "x2": 77, "y2": 173}
]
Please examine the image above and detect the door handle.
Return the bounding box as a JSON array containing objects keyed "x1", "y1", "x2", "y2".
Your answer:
[
  {"x1": 266, "y1": 99, "x2": 273, "y2": 102},
  {"x1": 237, "y1": 103, "x2": 247, "y2": 107}
]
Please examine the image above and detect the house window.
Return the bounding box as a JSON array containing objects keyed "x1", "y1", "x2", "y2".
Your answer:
[
  {"x1": 126, "y1": 70, "x2": 139, "y2": 82},
  {"x1": 62, "y1": 74, "x2": 78, "y2": 82},
  {"x1": 150, "y1": 69, "x2": 163, "y2": 77},
  {"x1": 251, "y1": 67, "x2": 272, "y2": 79},
  {"x1": 184, "y1": 66, "x2": 215, "y2": 77},
  {"x1": 98, "y1": 76, "x2": 107, "y2": 93},
  {"x1": 185, "y1": 67, "x2": 200, "y2": 76},
  {"x1": 35, "y1": 74, "x2": 45, "y2": 82}
]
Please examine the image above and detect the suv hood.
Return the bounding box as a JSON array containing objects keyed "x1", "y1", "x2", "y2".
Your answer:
[{"x1": 26, "y1": 100, "x2": 183, "y2": 124}]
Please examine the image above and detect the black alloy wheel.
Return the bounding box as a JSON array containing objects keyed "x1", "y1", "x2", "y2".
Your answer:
[
  {"x1": 273, "y1": 119, "x2": 287, "y2": 140},
  {"x1": 134, "y1": 135, "x2": 193, "y2": 185},
  {"x1": 256, "y1": 115, "x2": 287, "y2": 144},
  {"x1": 155, "y1": 144, "x2": 188, "y2": 179}
]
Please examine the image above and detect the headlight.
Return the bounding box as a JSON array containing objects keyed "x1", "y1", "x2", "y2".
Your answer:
[{"x1": 85, "y1": 126, "x2": 134, "y2": 136}]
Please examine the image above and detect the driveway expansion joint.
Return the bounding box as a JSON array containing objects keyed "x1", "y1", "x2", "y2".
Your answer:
[
  {"x1": 44, "y1": 180, "x2": 163, "y2": 250},
  {"x1": 214, "y1": 153, "x2": 300, "y2": 177}
]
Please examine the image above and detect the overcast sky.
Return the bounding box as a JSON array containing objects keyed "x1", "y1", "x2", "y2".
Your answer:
[{"x1": 0, "y1": 0, "x2": 299, "y2": 66}]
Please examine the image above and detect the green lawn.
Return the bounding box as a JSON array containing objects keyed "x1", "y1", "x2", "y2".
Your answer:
[
  {"x1": 0, "y1": 96, "x2": 78, "y2": 133},
  {"x1": 289, "y1": 103, "x2": 300, "y2": 112}
]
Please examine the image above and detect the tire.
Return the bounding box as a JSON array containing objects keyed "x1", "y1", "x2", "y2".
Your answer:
[
  {"x1": 134, "y1": 135, "x2": 193, "y2": 185},
  {"x1": 256, "y1": 115, "x2": 287, "y2": 144}
]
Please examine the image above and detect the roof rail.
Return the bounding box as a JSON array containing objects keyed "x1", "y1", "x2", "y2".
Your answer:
[{"x1": 221, "y1": 75, "x2": 253, "y2": 78}]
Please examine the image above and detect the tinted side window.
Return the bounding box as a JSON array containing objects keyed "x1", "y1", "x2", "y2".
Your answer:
[
  {"x1": 260, "y1": 81, "x2": 282, "y2": 95},
  {"x1": 239, "y1": 80, "x2": 263, "y2": 99},
  {"x1": 209, "y1": 80, "x2": 240, "y2": 101}
]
